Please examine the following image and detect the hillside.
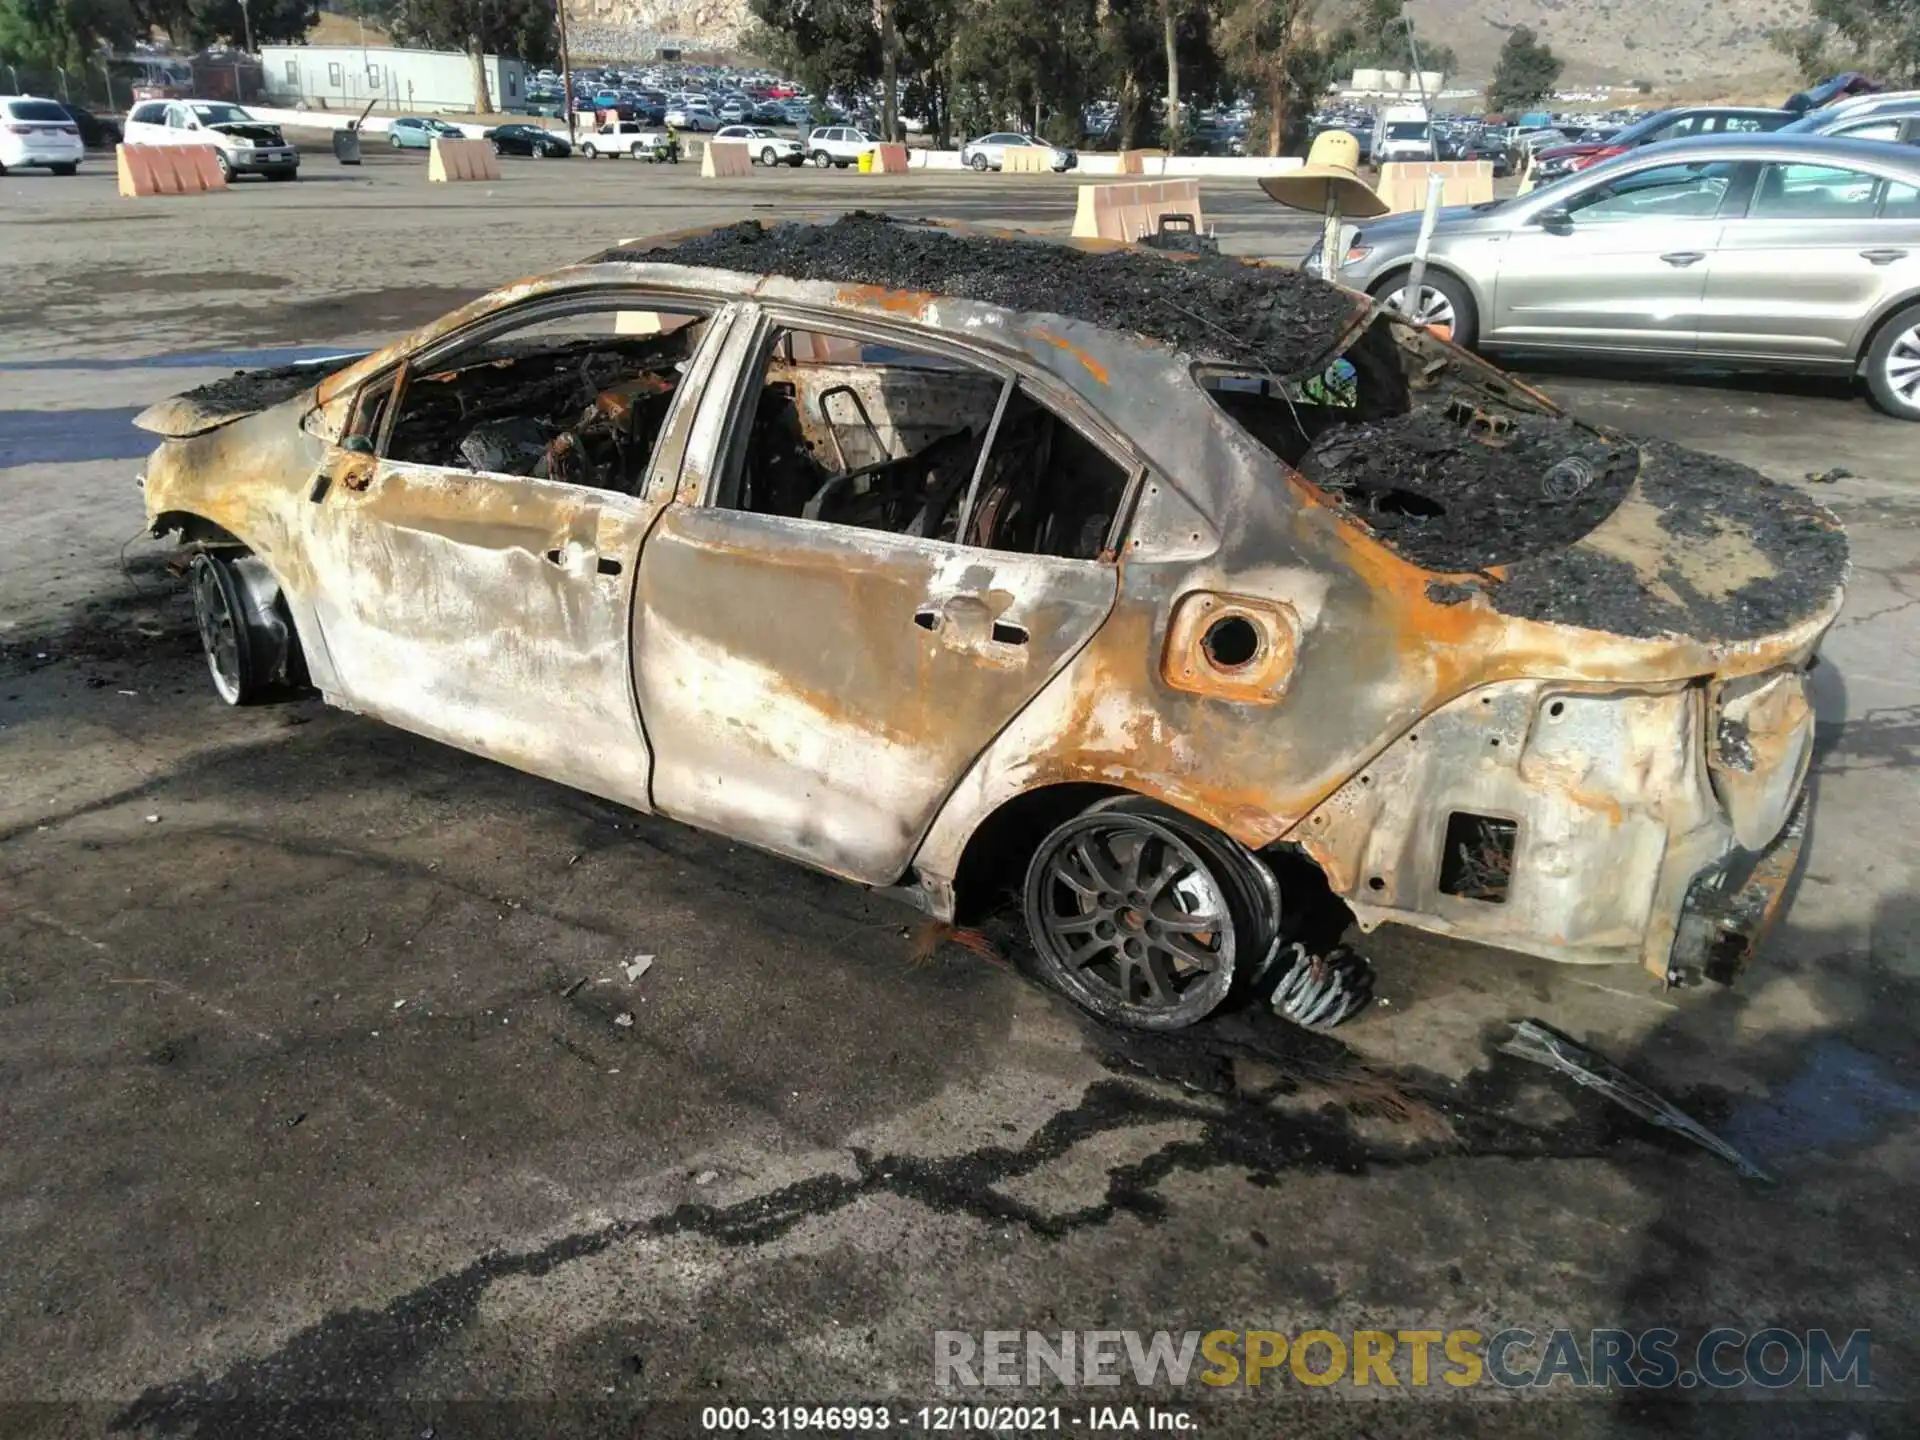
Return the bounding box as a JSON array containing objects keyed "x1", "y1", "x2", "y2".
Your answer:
[
  {"x1": 1404, "y1": 0, "x2": 1805, "y2": 87},
  {"x1": 550, "y1": 0, "x2": 1808, "y2": 88}
]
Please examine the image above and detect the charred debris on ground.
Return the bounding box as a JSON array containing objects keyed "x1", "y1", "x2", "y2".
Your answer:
[{"x1": 606, "y1": 213, "x2": 1358, "y2": 378}]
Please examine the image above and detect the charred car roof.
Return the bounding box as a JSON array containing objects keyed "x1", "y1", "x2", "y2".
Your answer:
[{"x1": 593, "y1": 212, "x2": 1362, "y2": 379}]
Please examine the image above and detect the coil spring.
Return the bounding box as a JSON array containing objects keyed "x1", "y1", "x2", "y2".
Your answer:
[{"x1": 1269, "y1": 941, "x2": 1374, "y2": 1030}]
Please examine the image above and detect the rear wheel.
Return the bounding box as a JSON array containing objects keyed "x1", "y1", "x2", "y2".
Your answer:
[
  {"x1": 969, "y1": 152, "x2": 989, "y2": 171},
  {"x1": 1865, "y1": 301, "x2": 1920, "y2": 421},
  {"x1": 1023, "y1": 798, "x2": 1272, "y2": 1029},
  {"x1": 267, "y1": 169, "x2": 295, "y2": 181},
  {"x1": 51, "y1": 162, "x2": 77, "y2": 176},
  {"x1": 1371, "y1": 267, "x2": 1477, "y2": 348},
  {"x1": 389, "y1": 134, "x2": 402, "y2": 150}
]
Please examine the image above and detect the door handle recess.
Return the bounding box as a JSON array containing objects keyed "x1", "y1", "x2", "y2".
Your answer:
[
  {"x1": 1660, "y1": 251, "x2": 1705, "y2": 267},
  {"x1": 544, "y1": 544, "x2": 622, "y2": 576},
  {"x1": 1861, "y1": 248, "x2": 1909, "y2": 266}
]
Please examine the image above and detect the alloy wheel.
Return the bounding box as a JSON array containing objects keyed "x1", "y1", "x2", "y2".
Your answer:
[
  {"x1": 1381, "y1": 282, "x2": 1455, "y2": 336},
  {"x1": 1024, "y1": 810, "x2": 1241, "y2": 1027},
  {"x1": 189, "y1": 555, "x2": 249, "y2": 705},
  {"x1": 1885, "y1": 322, "x2": 1920, "y2": 408}
]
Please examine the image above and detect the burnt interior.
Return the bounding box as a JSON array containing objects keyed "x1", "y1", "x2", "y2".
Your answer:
[
  {"x1": 722, "y1": 328, "x2": 1130, "y2": 559},
  {"x1": 1201, "y1": 316, "x2": 1639, "y2": 573},
  {"x1": 1204, "y1": 317, "x2": 1846, "y2": 641},
  {"x1": 379, "y1": 330, "x2": 698, "y2": 495}
]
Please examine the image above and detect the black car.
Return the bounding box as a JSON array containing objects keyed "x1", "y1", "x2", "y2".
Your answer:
[
  {"x1": 51, "y1": 102, "x2": 122, "y2": 149},
  {"x1": 486, "y1": 123, "x2": 571, "y2": 158},
  {"x1": 1464, "y1": 132, "x2": 1514, "y2": 176}
]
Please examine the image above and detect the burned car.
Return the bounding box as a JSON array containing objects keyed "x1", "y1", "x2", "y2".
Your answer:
[{"x1": 135, "y1": 216, "x2": 1847, "y2": 1029}]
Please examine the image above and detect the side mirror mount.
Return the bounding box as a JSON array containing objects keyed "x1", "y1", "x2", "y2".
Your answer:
[
  {"x1": 342, "y1": 435, "x2": 376, "y2": 455},
  {"x1": 1538, "y1": 206, "x2": 1574, "y2": 235}
]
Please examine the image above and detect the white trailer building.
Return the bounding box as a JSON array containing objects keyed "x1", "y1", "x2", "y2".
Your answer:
[{"x1": 258, "y1": 45, "x2": 530, "y2": 114}]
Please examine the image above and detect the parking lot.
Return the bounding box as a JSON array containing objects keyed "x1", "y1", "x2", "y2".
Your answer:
[{"x1": 3, "y1": 153, "x2": 1918, "y2": 1435}]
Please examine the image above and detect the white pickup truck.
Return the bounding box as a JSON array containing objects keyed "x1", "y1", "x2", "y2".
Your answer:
[{"x1": 123, "y1": 99, "x2": 299, "y2": 181}]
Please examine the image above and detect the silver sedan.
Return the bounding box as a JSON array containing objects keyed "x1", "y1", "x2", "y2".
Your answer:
[{"x1": 1310, "y1": 134, "x2": 1920, "y2": 418}]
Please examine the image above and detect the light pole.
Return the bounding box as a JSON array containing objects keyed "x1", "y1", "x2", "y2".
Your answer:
[{"x1": 239, "y1": 0, "x2": 255, "y2": 55}]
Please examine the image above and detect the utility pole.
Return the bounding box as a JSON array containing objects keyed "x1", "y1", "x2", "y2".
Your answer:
[
  {"x1": 238, "y1": 0, "x2": 255, "y2": 54},
  {"x1": 1401, "y1": 14, "x2": 1433, "y2": 159},
  {"x1": 556, "y1": 0, "x2": 576, "y2": 142}
]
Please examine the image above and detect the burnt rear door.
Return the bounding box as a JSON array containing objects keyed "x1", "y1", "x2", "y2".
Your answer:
[{"x1": 633, "y1": 313, "x2": 1123, "y2": 885}]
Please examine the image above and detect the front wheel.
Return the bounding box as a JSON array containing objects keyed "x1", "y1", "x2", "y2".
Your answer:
[
  {"x1": 1023, "y1": 800, "x2": 1267, "y2": 1029},
  {"x1": 632, "y1": 141, "x2": 647, "y2": 159},
  {"x1": 582, "y1": 142, "x2": 598, "y2": 158},
  {"x1": 51, "y1": 162, "x2": 78, "y2": 176},
  {"x1": 1371, "y1": 267, "x2": 1477, "y2": 349},
  {"x1": 214, "y1": 151, "x2": 232, "y2": 181},
  {"x1": 189, "y1": 554, "x2": 263, "y2": 706},
  {"x1": 760, "y1": 146, "x2": 778, "y2": 167},
  {"x1": 1865, "y1": 301, "x2": 1920, "y2": 421}
]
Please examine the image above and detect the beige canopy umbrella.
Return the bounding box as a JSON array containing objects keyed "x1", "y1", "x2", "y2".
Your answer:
[{"x1": 1259, "y1": 131, "x2": 1388, "y2": 281}]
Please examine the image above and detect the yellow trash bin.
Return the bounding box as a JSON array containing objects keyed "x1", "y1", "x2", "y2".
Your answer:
[{"x1": 858, "y1": 149, "x2": 875, "y2": 174}]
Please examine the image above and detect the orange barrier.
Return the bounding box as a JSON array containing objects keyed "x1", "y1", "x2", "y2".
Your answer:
[
  {"x1": 1376, "y1": 160, "x2": 1494, "y2": 213},
  {"x1": 1002, "y1": 146, "x2": 1054, "y2": 174},
  {"x1": 1115, "y1": 148, "x2": 1166, "y2": 175},
  {"x1": 864, "y1": 142, "x2": 909, "y2": 174},
  {"x1": 700, "y1": 140, "x2": 753, "y2": 177},
  {"x1": 1071, "y1": 178, "x2": 1204, "y2": 243},
  {"x1": 116, "y1": 144, "x2": 226, "y2": 197},
  {"x1": 428, "y1": 137, "x2": 501, "y2": 182}
]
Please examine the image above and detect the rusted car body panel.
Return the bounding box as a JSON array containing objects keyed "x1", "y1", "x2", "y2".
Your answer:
[{"x1": 139, "y1": 220, "x2": 1845, "y2": 985}]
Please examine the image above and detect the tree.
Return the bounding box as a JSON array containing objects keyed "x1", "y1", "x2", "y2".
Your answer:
[
  {"x1": 953, "y1": 0, "x2": 1099, "y2": 138},
  {"x1": 1215, "y1": 0, "x2": 1317, "y2": 155},
  {"x1": 745, "y1": 0, "x2": 879, "y2": 111},
  {"x1": 1344, "y1": 0, "x2": 1456, "y2": 80},
  {"x1": 1771, "y1": 0, "x2": 1920, "y2": 87},
  {"x1": 1487, "y1": 24, "x2": 1562, "y2": 112},
  {"x1": 389, "y1": 0, "x2": 557, "y2": 111},
  {"x1": 896, "y1": 0, "x2": 962, "y2": 144},
  {"x1": 0, "y1": 0, "x2": 136, "y2": 71}
]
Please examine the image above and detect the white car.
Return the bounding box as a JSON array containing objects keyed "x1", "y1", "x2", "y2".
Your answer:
[
  {"x1": 959, "y1": 132, "x2": 1075, "y2": 172},
  {"x1": 805, "y1": 125, "x2": 879, "y2": 168},
  {"x1": 714, "y1": 125, "x2": 803, "y2": 166},
  {"x1": 123, "y1": 98, "x2": 298, "y2": 181},
  {"x1": 665, "y1": 102, "x2": 717, "y2": 132},
  {"x1": 0, "y1": 95, "x2": 83, "y2": 175}
]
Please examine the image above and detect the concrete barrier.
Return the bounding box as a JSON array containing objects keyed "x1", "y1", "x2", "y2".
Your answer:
[
  {"x1": 116, "y1": 144, "x2": 226, "y2": 196},
  {"x1": 864, "y1": 142, "x2": 910, "y2": 174},
  {"x1": 1071, "y1": 178, "x2": 1205, "y2": 243},
  {"x1": 1377, "y1": 160, "x2": 1493, "y2": 213},
  {"x1": 1002, "y1": 146, "x2": 1055, "y2": 174},
  {"x1": 428, "y1": 137, "x2": 501, "y2": 182},
  {"x1": 700, "y1": 140, "x2": 752, "y2": 177}
]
